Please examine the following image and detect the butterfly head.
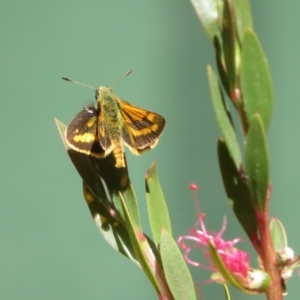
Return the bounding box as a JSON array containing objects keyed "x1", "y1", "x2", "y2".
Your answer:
[{"x1": 95, "y1": 86, "x2": 111, "y2": 100}]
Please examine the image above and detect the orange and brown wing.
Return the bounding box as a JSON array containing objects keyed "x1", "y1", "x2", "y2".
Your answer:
[
  {"x1": 65, "y1": 107, "x2": 105, "y2": 157},
  {"x1": 119, "y1": 100, "x2": 165, "y2": 154}
]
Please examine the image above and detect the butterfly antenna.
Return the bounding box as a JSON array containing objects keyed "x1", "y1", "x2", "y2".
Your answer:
[
  {"x1": 109, "y1": 69, "x2": 133, "y2": 89},
  {"x1": 62, "y1": 77, "x2": 96, "y2": 90}
]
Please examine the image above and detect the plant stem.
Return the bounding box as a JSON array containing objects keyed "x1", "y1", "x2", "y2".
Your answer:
[{"x1": 256, "y1": 191, "x2": 282, "y2": 300}]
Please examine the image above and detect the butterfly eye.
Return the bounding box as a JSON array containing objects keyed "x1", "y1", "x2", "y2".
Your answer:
[{"x1": 86, "y1": 107, "x2": 96, "y2": 114}]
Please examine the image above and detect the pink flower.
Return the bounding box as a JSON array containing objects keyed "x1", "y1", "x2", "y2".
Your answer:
[{"x1": 178, "y1": 184, "x2": 250, "y2": 284}]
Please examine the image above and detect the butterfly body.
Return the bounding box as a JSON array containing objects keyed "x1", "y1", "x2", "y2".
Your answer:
[
  {"x1": 65, "y1": 80, "x2": 165, "y2": 168},
  {"x1": 95, "y1": 87, "x2": 125, "y2": 167}
]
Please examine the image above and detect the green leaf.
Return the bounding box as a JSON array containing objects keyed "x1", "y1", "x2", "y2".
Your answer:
[
  {"x1": 232, "y1": 0, "x2": 253, "y2": 44},
  {"x1": 190, "y1": 0, "x2": 220, "y2": 41},
  {"x1": 245, "y1": 114, "x2": 269, "y2": 209},
  {"x1": 270, "y1": 218, "x2": 288, "y2": 252},
  {"x1": 83, "y1": 182, "x2": 140, "y2": 264},
  {"x1": 119, "y1": 194, "x2": 173, "y2": 299},
  {"x1": 55, "y1": 118, "x2": 69, "y2": 149},
  {"x1": 215, "y1": 42, "x2": 230, "y2": 97},
  {"x1": 218, "y1": 139, "x2": 257, "y2": 240},
  {"x1": 240, "y1": 28, "x2": 273, "y2": 131},
  {"x1": 113, "y1": 183, "x2": 142, "y2": 230},
  {"x1": 221, "y1": 0, "x2": 237, "y2": 90},
  {"x1": 208, "y1": 66, "x2": 242, "y2": 170},
  {"x1": 209, "y1": 243, "x2": 269, "y2": 293},
  {"x1": 145, "y1": 162, "x2": 172, "y2": 245},
  {"x1": 209, "y1": 243, "x2": 243, "y2": 289},
  {"x1": 160, "y1": 229, "x2": 196, "y2": 300}
]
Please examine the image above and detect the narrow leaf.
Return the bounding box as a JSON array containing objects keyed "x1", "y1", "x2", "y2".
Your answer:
[
  {"x1": 221, "y1": 0, "x2": 237, "y2": 90},
  {"x1": 146, "y1": 162, "x2": 172, "y2": 244},
  {"x1": 245, "y1": 114, "x2": 269, "y2": 209},
  {"x1": 208, "y1": 66, "x2": 242, "y2": 169},
  {"x1": 218, "y1": 139, "x2": 257, "y2": 239},
  {"x1": 190, "y1": 0, "x2": 220, "y2": 41},
  {"x1": 270, "y1": 218, "x2": 288, "y2": 252},
  {"x1": 232, "y1": 0, "x2": 253, "y2": 44},
  {"x1": 209, "y1": 243, "x2": 243, "y2": 289},
  {"x1": 114, "y1": 183, "x2": 141, "y2": 230},
  {"x1": 240, "y1": 28, "x2": 273, "y2": 131},
  {"x1": 83, "y1": 182, "x2": 140, "y2": 264},
  {"x1": 119, "y1": 194, "x2": 173, "y2": 299},
  {"x1": 161, "y1": 230, "x2": 196, "y2": 300},
  {"x1": 55, "y1": 118, "x2": 68, "y2": 149},
  {"x1": 209, "y1": 243, "x2": 269, "y2": 293}
]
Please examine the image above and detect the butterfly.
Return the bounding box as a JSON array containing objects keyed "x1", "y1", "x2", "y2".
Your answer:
[{"x1": 63, "y1": 71, "x2": 165, "y2": 168}]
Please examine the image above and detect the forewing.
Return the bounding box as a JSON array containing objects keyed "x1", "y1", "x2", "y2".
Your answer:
[
  {"x1": 66, "y1": 107, "x2": 105, "y2": 157},
  {"x1": 120, "y1": 100, "x2": 165, "y2": 154}
]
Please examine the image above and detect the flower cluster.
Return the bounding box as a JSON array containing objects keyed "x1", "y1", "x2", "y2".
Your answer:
[{"x1": 178, "y1": 184, "x2": 256, "y2": 288}]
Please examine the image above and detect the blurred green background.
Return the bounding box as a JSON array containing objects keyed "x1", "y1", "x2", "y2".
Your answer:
[{"x1": 1, "y1": 1, "x2": 300, "y2": 299}]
